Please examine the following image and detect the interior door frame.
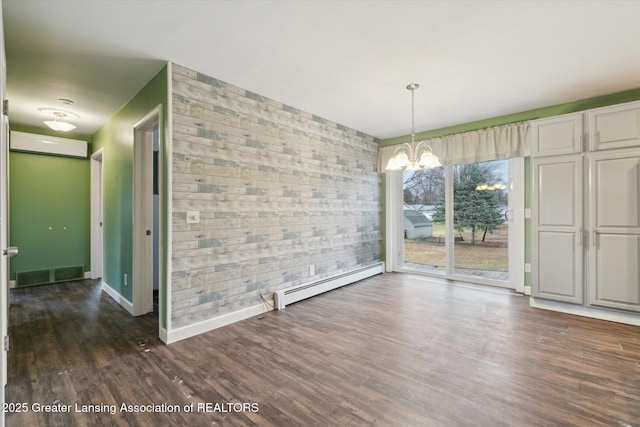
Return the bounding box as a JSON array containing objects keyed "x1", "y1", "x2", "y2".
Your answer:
[
  {"x1": 90, "y1": 148, "x2": 104, "y2": 280},
  {"x1": 0, "y1": 5, "x2": 8, "y2": 424},
  {"x1": 132, "y1": 105, "x2": 162, "y2": 317}
]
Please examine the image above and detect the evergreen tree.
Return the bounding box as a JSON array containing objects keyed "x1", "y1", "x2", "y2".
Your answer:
[{"x1": 432, "y1": 163, "x2": 504, "y2": 245}]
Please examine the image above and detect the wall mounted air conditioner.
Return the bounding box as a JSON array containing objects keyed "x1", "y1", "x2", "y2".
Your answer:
[{"x1": 10, "y1": 131, "x2": 88, "y2": 158}]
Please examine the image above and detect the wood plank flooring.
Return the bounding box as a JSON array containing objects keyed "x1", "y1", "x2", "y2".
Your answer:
[{"x1": 6, "y1": 274, "x2": 640, "y2": 426}]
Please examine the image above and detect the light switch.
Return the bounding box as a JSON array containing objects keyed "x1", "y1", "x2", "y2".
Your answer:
[
  {"x1": 524, "y1": 208, "x2": 532, "y2": 219},
  {"x1": 186, "y1": 210, "x2": 200, "y2": 224}
]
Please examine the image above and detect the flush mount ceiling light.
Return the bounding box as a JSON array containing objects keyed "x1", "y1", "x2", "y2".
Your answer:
[
  {"x1": 38, "y1": 107, "x2": 79, "y2": 132},
  {"x1": 385, "y1": 84, "x2": 441, "y2": 171},
  {"x1": 44, "y1": 112, "x2": 76, "y2": 132}
]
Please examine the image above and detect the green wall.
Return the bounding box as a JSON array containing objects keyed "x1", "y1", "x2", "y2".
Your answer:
[
  {"x1": 9, "y1": 125, "x2": 90, "y2": 283},
  {"x1": 91, "y1": 65, "x2": 168, "y2": 325},
  {"x1": 383, "y1": 87, "x2": 640, "y2": 146},
  {"x1": 382, "y1": 87, "x2": 640, "y2": 288}
]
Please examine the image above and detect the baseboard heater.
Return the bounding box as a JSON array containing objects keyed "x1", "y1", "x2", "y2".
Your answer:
[{"x1": 274, "y1": 262, "x2": 384, "y2": 310}]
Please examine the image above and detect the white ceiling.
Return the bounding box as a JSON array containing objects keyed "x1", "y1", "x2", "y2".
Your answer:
[{"x1": 4, "y1": 0, "x2": 640, "y2": 139}]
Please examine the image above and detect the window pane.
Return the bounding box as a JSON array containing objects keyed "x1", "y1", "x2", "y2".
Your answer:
[
  {"x1": 452, "y1": 160, "x2": 509, "y2": 281},
  {"x1": 402, "y1": 166, "x2": 446, "y2": 274}
]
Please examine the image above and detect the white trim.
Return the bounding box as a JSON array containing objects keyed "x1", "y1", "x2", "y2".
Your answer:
[
  {"x1": 8, "y1": 281, "x2": 14, "y2": 290},
  {"x1": 384, "y1": 172, "x2": 403, "y2": 272},
  {"x1": 165, "y1": 303, "x2": 271, "y2": 344},
  {"x1": 159, "y1": 327, "x2": 168, "y2": 344},
  {"x1": 530, "y1": 297, "x2": 640, "y2": 327},
  {"x1": 508, "y1": 157, "x2": 525, "y2": 293},
  {"x1": 132, "y1": 105, "x2": 163, "y2": 317},
  {"x1": 84, "y1": 271, "x2": 91, "y2": 279},
  {"x1": 524, "y1": 285, "x2": 532, "y2": 296},
  {"x1": 166, "y1": 62, "x2": 174, "y2": 335},
  {"x1": 0, "y1": 6, "x2": 7, "y2": 418},
  {"x1": 445, "y1": 164, "x2": 454, "y2": 275},
  {"x1": 101, "y1": 281, "x2": 134, "y2": 315},
  {"x1": 90, "y1": 148, "x2": 104, "y2": 280}
]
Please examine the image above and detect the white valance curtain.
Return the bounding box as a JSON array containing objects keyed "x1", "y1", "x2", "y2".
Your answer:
[{"x1": 377, "y1": 121, "x2": 531, "y2": 172}]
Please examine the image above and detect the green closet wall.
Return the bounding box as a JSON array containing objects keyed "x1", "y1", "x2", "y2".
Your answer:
[{"x1": 9, "y1": 125, "x2": 91, "y2": 284}]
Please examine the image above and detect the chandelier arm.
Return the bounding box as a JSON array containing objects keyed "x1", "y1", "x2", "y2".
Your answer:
[{"x1": 393, "y1": 142, "x2": 413, "y2": 156}]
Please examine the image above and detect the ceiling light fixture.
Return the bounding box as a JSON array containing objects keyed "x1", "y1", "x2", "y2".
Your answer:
[
  {"x1": 385, "y1": 83, "x2": 441, "y2": 171},
  {"x1": 38, "y1": 107, "x2": 79, "y2": 132},
  {"x1": 43, "y1": 111, "x2": 77, "y2": 132}
]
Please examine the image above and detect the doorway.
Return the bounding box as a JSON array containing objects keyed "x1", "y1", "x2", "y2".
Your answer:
[
  {"x1": 397, "y1": 157, "x2": 524, "y2": 291},
  {"x1": 132, "y1": 106, "x2": 162, "y2": 318},
  {"x1": 90, "y1": 149, "x2": 103, "y2": 280}
]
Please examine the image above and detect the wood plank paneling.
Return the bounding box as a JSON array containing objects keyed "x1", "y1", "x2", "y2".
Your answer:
[
  {"x1": 171, "y1": 64, "x2": 382, "y2": 328},
  {"x1": 6, "y1": 276, "x2": 640, "y2": 426}
]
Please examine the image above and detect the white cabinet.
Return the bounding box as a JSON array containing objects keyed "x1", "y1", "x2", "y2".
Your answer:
[
  {"x1": 532, "y1": 155, "x2": 584, "y2": 304},
  {"x1": 588, "y1": 101, "x2": 640, "y2": 151},
  {"x1": 531, "y1": 113, "x2": 583, "y2": 157},
  {"x1": 588, "y1": 150, "x2": 640, "y2": 312},
  {"x1": 531, "y1": 104, "x2": 640, "y2": 319}
]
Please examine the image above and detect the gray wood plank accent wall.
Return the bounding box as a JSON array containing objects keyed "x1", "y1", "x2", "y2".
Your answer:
[{"x1": 171, "y1": 65, "x2": 382, "y2": 328}]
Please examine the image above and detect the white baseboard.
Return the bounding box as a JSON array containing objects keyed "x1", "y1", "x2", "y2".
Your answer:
[
  {"x1": 101, "y1": 281, "x2": 134, "y2": 315},
  {"x1": 84, "y1": 271, "x2": 92, "y2": 279},
  {"x1": 159, "y1": 327, "x2": 168, "y2": 344},
  {"x1": 9, "y1": 280, "x2": 15, "y2": 289},
  {"x1": 530, "y1": 297, "x2": 640, "y2": 327},
  {"x1": 165, "y1": 302, "x2": 271, "y2": 344},
  {"x1": 524, "y1": 285, "x2": 531, "y2": 296}
]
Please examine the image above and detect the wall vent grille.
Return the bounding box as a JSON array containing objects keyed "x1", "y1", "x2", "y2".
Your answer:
[
  {"x1": 16, "y1": 270, "x2": 50, "y2": 287},
  {"x1": 54, "y1": 266, "x2": 84, "y2": 282},
  {"x1": 16, "y1": 266, "x2": 84, "y2": 287}
]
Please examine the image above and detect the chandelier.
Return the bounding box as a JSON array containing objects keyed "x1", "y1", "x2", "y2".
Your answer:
[{"x1": 385, "y1": 83, "x2": 441, "y2": 171}]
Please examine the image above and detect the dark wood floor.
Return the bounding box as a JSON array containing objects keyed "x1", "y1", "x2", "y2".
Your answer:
[{"x1": 6, "y1": 274, "x2": 640, "y2": 426}]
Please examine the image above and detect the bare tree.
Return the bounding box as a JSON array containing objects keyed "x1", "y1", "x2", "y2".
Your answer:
[{"x1": 403, "y1": 168, "x2": 445, "y2": 205}]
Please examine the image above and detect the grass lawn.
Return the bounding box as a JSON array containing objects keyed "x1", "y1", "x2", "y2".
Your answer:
[{"x1": 404, "y1": 223, "x2": 508, "y2": 271}]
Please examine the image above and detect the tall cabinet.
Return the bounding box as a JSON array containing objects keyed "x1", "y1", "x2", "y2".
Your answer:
[{"x1": 531, "y1": 101, "x2": 640, "y2": 319}]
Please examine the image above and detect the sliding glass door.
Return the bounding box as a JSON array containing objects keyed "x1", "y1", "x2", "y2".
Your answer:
[{"x1": 400, "y1": 158, "x2": 522, "y2": 288}]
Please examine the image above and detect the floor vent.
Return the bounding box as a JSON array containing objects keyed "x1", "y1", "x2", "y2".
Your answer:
[
  {"x1": 16, "y1": 266, "x2": 84, "y2": 287},
  {"x1": 274, "y1": 262, "x2": 384, "y2": 310}
]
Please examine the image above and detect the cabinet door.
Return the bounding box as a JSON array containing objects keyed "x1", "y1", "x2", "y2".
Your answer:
[
  {"x1": 588, "y1": 150, "x2": 640, "y2": 312},
  {"x1": 531, "y1": 113, "x2": 583, "y2": 158},
  {"x1": 588, "y1": 101, "x2": 640, "y2": 151},
  {"x1": 532, "y1": 155, "x2": 584, "y2": 303}
]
